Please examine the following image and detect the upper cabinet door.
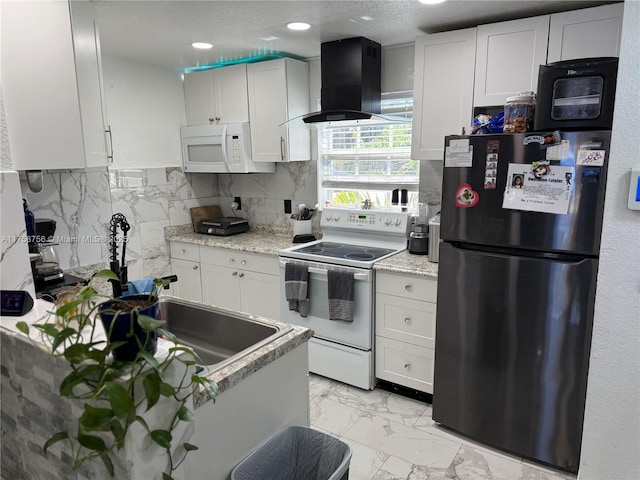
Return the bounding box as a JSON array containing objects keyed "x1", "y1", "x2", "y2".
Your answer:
[
  {"x1": 183, "y1": 64, "x2": 250, "y2": 125},
  {"x1": 247, "y1": 58, "x2": 310, "y2": 162},
  {"x1": 547, "y1": 3, "x2": 623, "y2": 63},
  {"x1": 213, "y1": 64, "x2": 249, "y2": 124},
  {"x1": 1, "y1": 0, "x2": 108, "y2": 170},
  {"x1": 474, "y1": 16, "x2": 550, "y2": 107},
  {"x1": 411, "y1": 28, "x2": 477, "y2": 161},
  {"x1": 184, "y1": 70, "x2": 216, "y2": 125}
]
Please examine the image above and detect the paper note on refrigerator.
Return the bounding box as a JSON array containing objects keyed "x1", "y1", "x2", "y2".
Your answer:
[{"x1": 502, "y1": 163, "x2": 574, "y2": 215}]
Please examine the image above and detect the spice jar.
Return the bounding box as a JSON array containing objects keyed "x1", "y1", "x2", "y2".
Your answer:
[{"x1": 504, "y1": 91, "x2": 536, "y2": 133}]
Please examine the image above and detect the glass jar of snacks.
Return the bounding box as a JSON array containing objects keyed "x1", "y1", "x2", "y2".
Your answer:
[{"x1": 503, "y1": 91, "x2": 536, "y2": 133}]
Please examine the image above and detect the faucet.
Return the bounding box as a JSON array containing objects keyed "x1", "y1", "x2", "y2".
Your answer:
[{"x1": 109, "y1": 213, "x2": 130, "y2": 298}]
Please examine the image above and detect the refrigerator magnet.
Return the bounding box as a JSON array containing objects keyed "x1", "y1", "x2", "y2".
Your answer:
[
  {"x1": 486, "y1": 140, "x2": 500, "y2": 154},
  {"x1": 484, "y1": 177, "x2": 497, "y2": 190},
  {"x1": 576, "y1": 149, "x2": 606, "y2": 166},
  {"x1": 455, "y1": 184, "x2": 479, "y2": 208}
]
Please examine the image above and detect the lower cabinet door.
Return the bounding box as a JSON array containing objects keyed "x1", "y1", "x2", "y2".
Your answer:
[
  {"x1": 375, "y1": 336, "x2": 434, "y2": 394},
  {"x1": 171, "y1": 258, "x2": 203, "y2": 303},
  {"x1": 240, "y1": 270, "x2": 280, "y2": 320},
  {"x1": 200, "y1": 264, "x2": 242, "y2": 311}
]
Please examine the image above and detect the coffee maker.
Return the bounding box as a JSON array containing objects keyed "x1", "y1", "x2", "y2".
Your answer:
[
  {"x1": 31, "y1": 218, "x2": 86, "y2": 299},
  {"x1": 408, "y1": 203, "x2": 430, "y2": 255}
]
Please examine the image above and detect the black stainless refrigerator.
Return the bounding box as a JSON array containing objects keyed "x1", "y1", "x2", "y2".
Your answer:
[{"x1": 433, "y1": 130, "x2": 611, "y2": 473}]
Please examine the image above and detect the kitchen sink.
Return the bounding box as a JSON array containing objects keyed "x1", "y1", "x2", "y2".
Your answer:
[{"x1": 158, "y1": 296, "x2": 292, "y2": 369}]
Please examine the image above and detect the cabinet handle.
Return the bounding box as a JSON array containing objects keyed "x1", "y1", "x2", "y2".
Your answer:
[
  {"x1": 241, "y1": 260, "x2": 246, "y2": 265},
  {"x1": 106, "y1": 125, "x2": 114, "y2": 162},
  {"x1": 280, "y1": 137, "x2": 285, "y2": 161},
  {"x1": 232, "y1": 271, "x2": 238, "y2": 276},
  {"x1": 405, "y1": 284, "x2": 412, "y2": 291},
  {"x1": 404, "y1": 363, "x2": 411, "y2": 370},
  {"x1": 209, "y1": 117, "x2": 215, "y2": 123},
  {"x1": 192, "y1": 265, "x2": 198, "y2": 270},
  {"x1": 239, "y1": 272, "x2": 245, "y2": 278},
  {"x1": 180, "y1": 249, "x2": 186, "y2": 254},
  {"x1": 215, "y1": 116, "x2": 221, "y2": 122},
  {"x1": 404, "y1": 317, "x2": 411, "y2": 324}
]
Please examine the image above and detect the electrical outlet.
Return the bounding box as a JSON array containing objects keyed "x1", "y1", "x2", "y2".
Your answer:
[
  {"x1": 284, "y1": 199, "x2": 292, "y2": 214},
  {"x1": 234, "y1": 196, "x2": 242, "y2": 210}
]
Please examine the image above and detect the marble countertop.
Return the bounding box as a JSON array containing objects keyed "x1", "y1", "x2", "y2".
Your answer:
[
  {"x1": 374, "y1": 250, "x2": 439, "y2": 278},
  {"x1": 0, "y1": 299, "x2": 312, "y2": 409},
  {"x1": 167, "y1": 225, "x2": 439, "y2": 278},
  {"x1": 166, "y1": 226, "x2": 297, "y2": 256}
]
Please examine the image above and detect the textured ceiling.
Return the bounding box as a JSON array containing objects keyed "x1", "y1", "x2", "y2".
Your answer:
[{"x1": 94, "y1": 0, "x2": 618, "y2": 70}]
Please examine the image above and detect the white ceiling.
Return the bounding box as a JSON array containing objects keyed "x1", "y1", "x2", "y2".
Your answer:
[{"x1": 94, "y1": 0, "x2": 618, "y2": 71}]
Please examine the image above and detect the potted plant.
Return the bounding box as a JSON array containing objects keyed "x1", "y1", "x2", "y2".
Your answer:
[{"x1": 16, "y1": 269, "x2": 218, "y2": 479}]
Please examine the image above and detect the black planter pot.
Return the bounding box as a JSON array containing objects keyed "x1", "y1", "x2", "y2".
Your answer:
[{"x1": 98, "y1": 294, "x2": 159, "y2": 362}]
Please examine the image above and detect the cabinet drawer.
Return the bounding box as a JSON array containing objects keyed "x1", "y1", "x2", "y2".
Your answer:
[
  {"x1": 376, "y1": 293, "x2": 435, "y2": 348},
  {"x1": 376, "y1": 272, "x2": 437, "y2": 303},
  {"x1": 200, "y1": 247, "x2": 278, "y2": 275},
  {"x1": 375, "y1": 336, "x2": 434, "y2": 394},
  {"x1": 170, "y1": 242, "x2": 200, "y2": 262}
]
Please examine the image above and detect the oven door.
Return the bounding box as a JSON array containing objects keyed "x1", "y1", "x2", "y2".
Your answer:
[{"x1": 278, "y1": 259, "x2": 373, "y2": 350}]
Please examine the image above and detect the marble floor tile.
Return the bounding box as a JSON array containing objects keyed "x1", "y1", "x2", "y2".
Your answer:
[
  {"x1": 372, "y1": 455, "x2": 450, "y2": 480},
  {"x1": 445, "y1": 445, "x2": 565, "y2": 480},
  {"x1": 326, "y1": 382, "x2": 429, "y2": 427},
  {"x1": 342, "y1": 415, "x2": 462, "y2": 473},
  {"x1": 339, "y1": 437, "x2": 390, "y2": 480},
  {"x1": 310, "y1": 397, "x2": 366, "y2": 437},
  {"x1": 309, "y1": 373, "x2": 340, "y2": 406},
  {"x1": 521, "y1": 458, "x2": 576, "y2": 480}
]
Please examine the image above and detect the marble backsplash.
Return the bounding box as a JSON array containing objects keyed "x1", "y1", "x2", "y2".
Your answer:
[{"x1": 17, "y1": 159, "x2": 441, "y2": 282}]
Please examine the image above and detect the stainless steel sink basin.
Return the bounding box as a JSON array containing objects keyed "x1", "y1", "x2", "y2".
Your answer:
[{"x1": 158, "y1": 296, "x2": 292, "y2": 369}]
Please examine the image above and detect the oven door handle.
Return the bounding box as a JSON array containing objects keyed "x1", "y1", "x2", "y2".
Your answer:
[{"x1": 279, "y1": 261, "x2": 371, "y2": 281}]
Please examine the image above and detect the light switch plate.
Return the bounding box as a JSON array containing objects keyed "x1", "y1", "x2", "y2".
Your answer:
[{"x1": 628, "y1": 168, "x2": 640, "y2": 210}]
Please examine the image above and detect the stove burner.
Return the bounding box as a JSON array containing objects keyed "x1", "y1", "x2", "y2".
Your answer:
[
  {"x1": 344, "y1": 253, "x2": 376, "y2": 260},
  {"x1": 290, "y1": 241, "x2": 398, "y2": 265}
]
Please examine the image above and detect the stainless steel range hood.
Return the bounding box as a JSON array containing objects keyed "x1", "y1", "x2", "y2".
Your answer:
[{"x1": 282, "y1": 37, "x2": 410, "y2": 128}]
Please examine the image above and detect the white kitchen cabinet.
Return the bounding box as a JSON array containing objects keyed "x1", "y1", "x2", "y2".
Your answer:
[
  {"x1": 247, "y1": 58, "x2": 311, "y2": 162},
  {"x1": 411, "y1": 28, "x2": 476, "y2": 160},
  {"x1": 547, "y1": 3, "x2": 623, "y2": 63},
  {"x1": 171, "y1": 258, "x2": 203, "y2": 303},
  {"x1": 200, "y1": 247, "x2": 280, "y2": 319},
  {"x1": 1, "y1": 0, "x2": 110, "y2": 170},
  {"x1": 375, "y1": 271, "x2": 437, "y2": 394},
  {"x1": 183, "y1": 64, "x2": 250, "y2": 125},
  {"x1": 474, "y1": 15, "x2": 550, "y2": 107},
  {"x1": 169, "y1": 242, "x2": 202, "y2": 302}
]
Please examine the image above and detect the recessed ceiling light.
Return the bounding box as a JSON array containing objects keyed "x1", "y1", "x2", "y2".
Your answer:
[
  {"x1": 287, "y1": 22, "x2": 311, "y2": 31},
  {"x1": 419, "y1": 0, "x2": 446, "y2": 4},
  {"x1": 259, "y1": 36, "x2": 280, "y2": 42},
  {"x1": 192, "y1": 42, "x2": 213, "y2": 49},
  {"x1": 360, "y1": 16, "x2": 373, "y2": 21}
]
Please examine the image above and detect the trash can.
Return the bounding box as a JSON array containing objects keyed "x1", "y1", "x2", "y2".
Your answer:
[{"x1": 231, "y1": 425, "x2": 352, "y2": 480}]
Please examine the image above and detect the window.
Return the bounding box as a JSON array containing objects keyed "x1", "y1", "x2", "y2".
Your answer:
[{"x1": 317, "y1": 91, "x2": 418, "y2": 209}]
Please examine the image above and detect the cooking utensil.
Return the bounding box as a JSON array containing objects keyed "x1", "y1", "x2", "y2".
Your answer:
[{"x1": 391, "y1": 189, "x2": 399, "y2": 205}]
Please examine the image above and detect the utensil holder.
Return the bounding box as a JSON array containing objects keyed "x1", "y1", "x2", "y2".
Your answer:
[{"x1": 292, "y1": 220, "x2": 312, "y2": 237}]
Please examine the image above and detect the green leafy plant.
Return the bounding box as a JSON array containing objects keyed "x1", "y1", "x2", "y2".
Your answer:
[{"x1": 16, "y1": 270, "x2": 218, "y2": 479}]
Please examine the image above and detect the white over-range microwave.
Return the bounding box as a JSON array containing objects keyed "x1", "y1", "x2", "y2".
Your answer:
[{"x1": 180, "y1": 123, "x2": 275, "y2": 173}]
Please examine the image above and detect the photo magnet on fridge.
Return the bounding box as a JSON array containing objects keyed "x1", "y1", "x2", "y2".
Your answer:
[{"x1": 455, "y1": 184, "x2": 479, "y2": 208}]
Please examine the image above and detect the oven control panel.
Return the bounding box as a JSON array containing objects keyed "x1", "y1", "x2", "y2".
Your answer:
[{"x1": 321, "y1": 208, "x2": 410, "y2": 234}]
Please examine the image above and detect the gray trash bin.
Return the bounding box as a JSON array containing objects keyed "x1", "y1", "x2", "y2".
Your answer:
[{"x1": 231, "y1": 425, "x2": 352, "y2": 480}]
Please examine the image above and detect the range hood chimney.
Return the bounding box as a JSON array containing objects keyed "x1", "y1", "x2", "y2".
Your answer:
[{"x1": 282, "y1": 36, "x2": 410, "y2": 127}]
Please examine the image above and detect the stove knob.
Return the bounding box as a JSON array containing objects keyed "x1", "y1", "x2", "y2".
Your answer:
[
  {"x1": 325, "y1": 212, "x2": 333, "y2": 221},
  {"x1": 394, "y1": 217, "x2": 402, "y2": 226},
  {"x1": 333, "y1": 213, "x2": 340, "y2": 221},
  {"x1": 384, "y1": 216, "x2": 391, "y2": 225},
  {"x1": 207, "y1": 227, "x2": 214, "y2": 234}
]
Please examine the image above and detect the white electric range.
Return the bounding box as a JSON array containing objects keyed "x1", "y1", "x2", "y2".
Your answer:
[{"x1": 279, "y1": 207, "x2": 411, "y2": 389}]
